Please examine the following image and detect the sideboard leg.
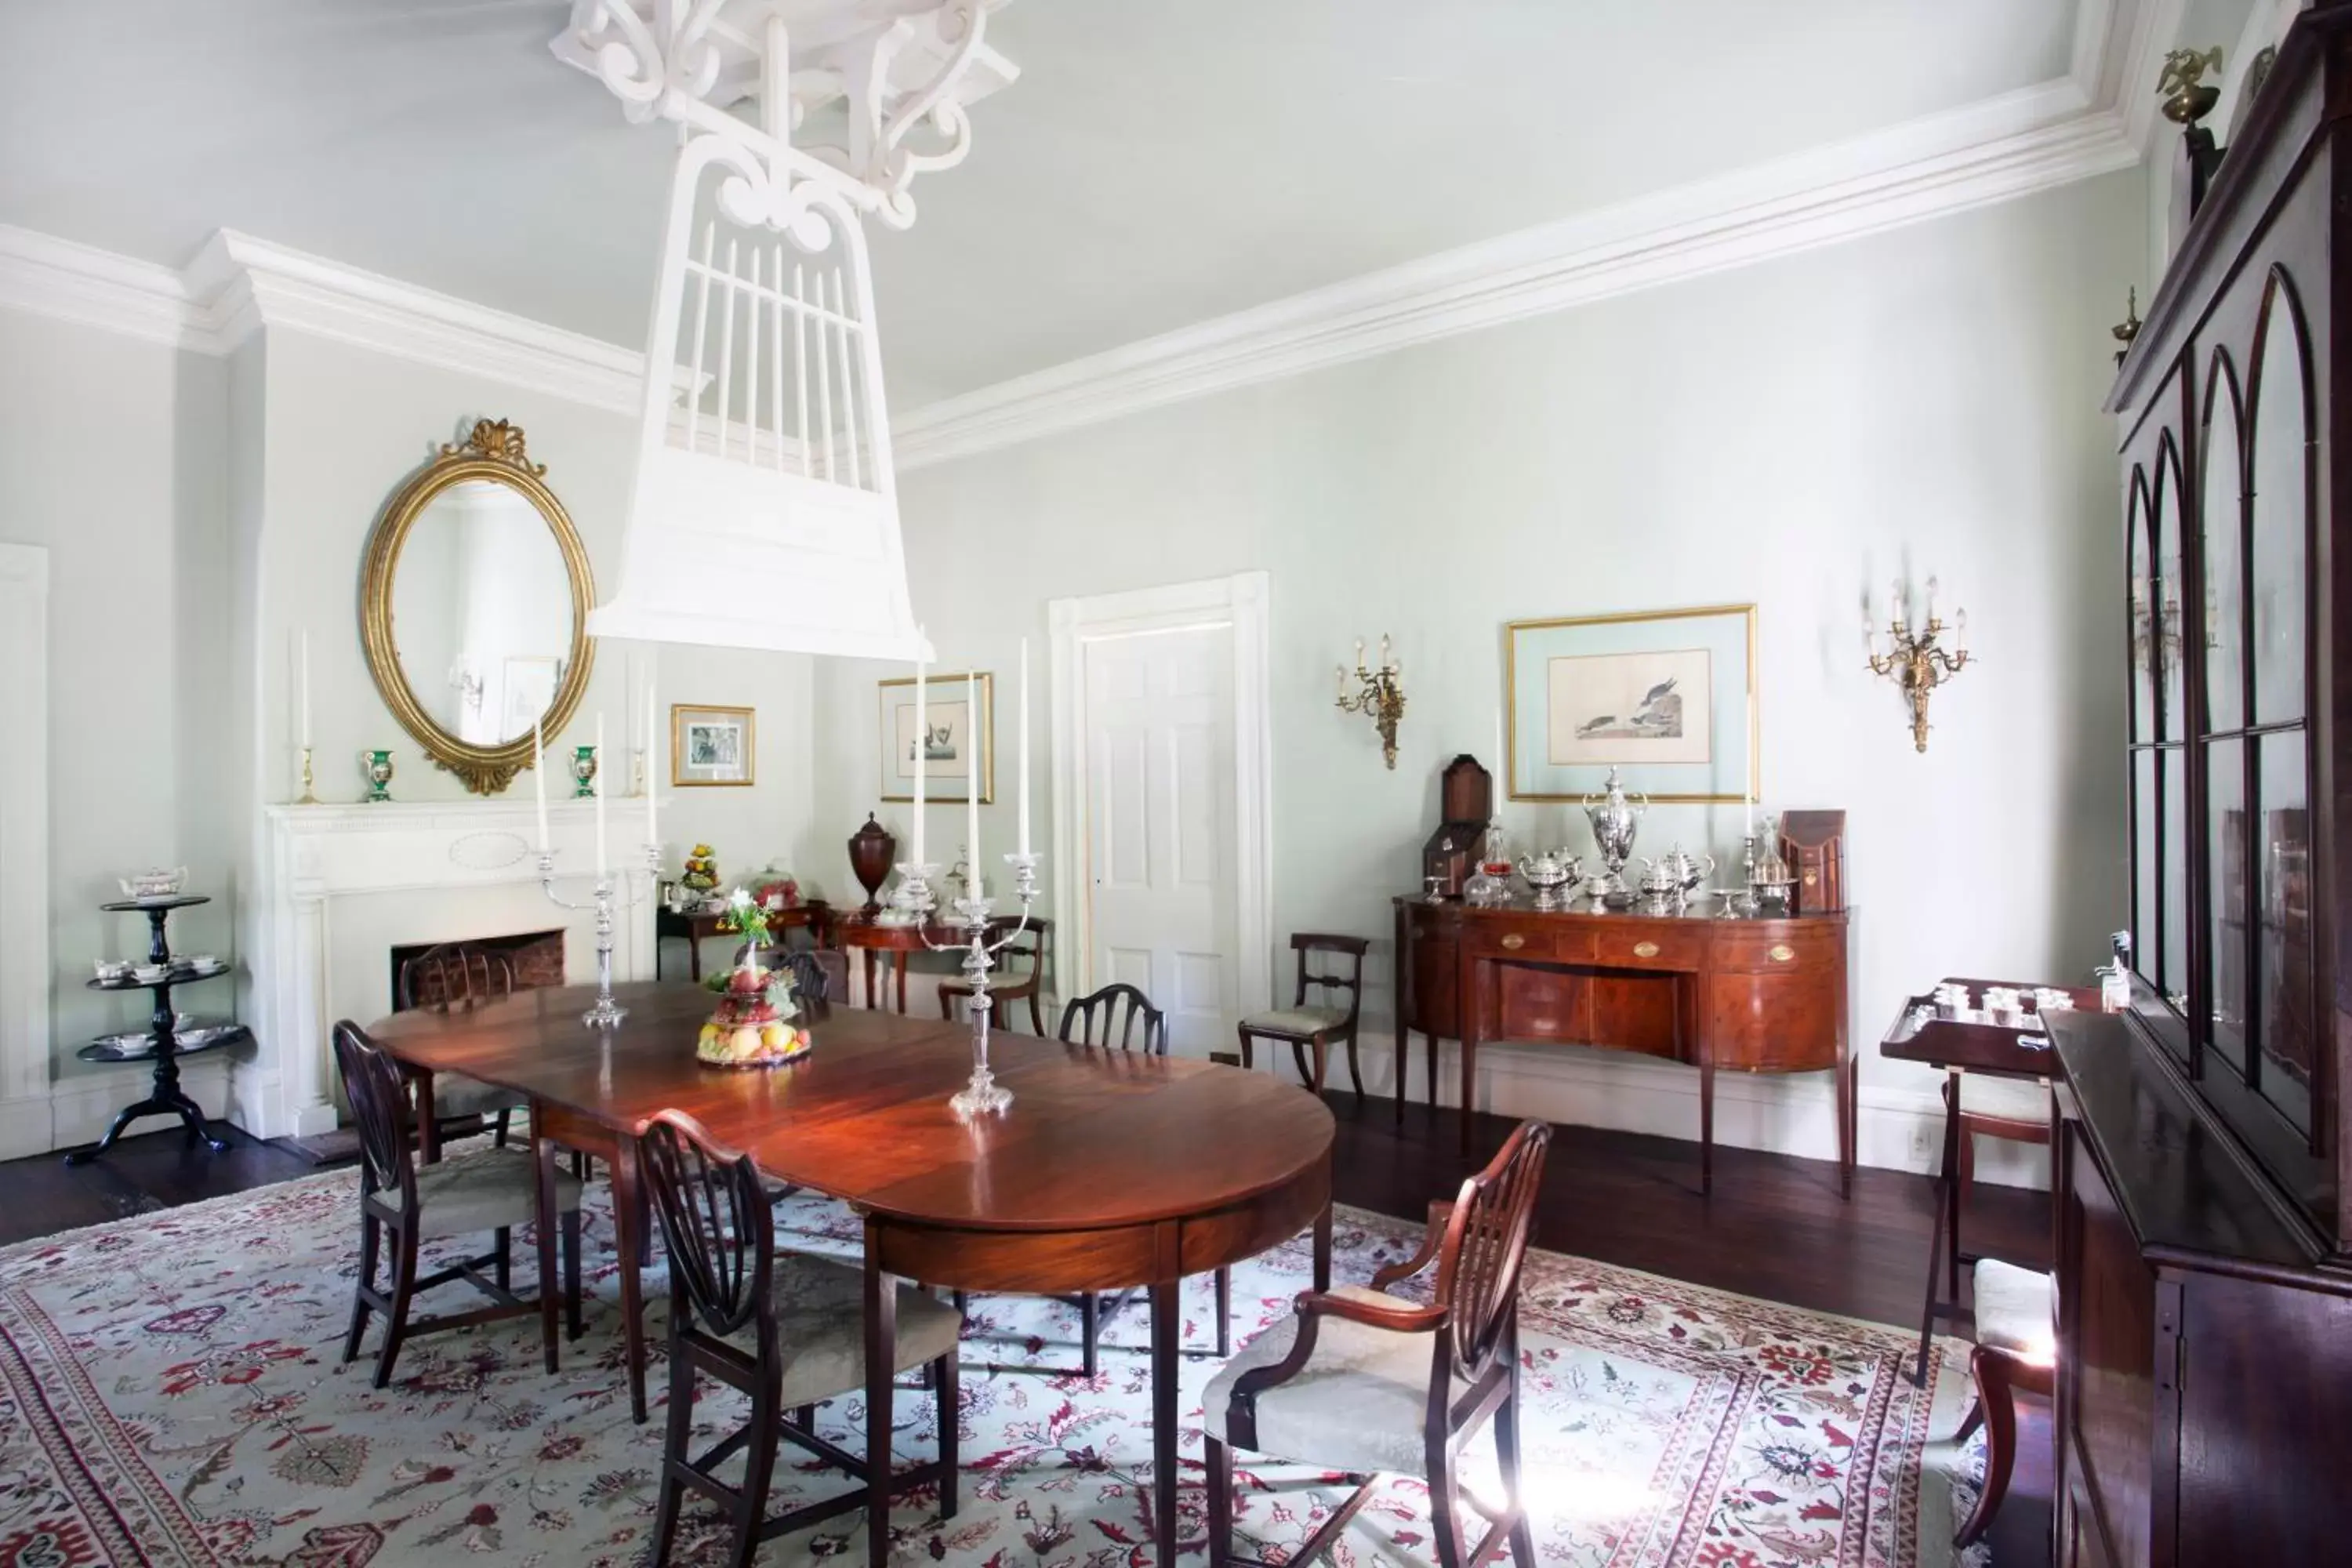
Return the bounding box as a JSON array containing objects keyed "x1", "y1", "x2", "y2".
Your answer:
[{"x1": 1699, "y1": 1051, "x2": 1715, "y2": 1197}]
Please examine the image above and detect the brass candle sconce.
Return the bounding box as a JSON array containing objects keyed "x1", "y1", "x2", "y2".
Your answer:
[
  {"x1": 1864, "y1": 577, "x2": 1970, "y2": 752},
  {"x1": 1336, "y1": 634, "x2": 1406, "y2": 768}
]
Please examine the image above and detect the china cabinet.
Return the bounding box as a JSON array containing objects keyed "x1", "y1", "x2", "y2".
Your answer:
[{"x1": 2069, "y1": 5, "x2": 2352, "y2": 1565}]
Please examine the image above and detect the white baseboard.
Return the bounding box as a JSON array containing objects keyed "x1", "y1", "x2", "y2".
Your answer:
[
  {"x1": 38, "y1": 1063, "x2": 235, "y2": 1150},
  {"x1": 1229, "y1": 1024, "x2": 2052, "y2": 1191},
  {"x1": 0, "y1": 1094, "x2": 51, "y2": 1160}
]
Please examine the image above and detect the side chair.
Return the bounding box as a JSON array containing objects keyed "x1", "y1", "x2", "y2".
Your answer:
[
  {"x1": 332, "y1": 1020, "x2": 583, "y2": 1390},
  {"x1": 1954, "y1": 1258, "x2": 2056, "y2": 1548},
  {"x1": 938, "y1": 916, "x2": 1051, "y2": 1035},
  {"x1": 1202, "y1": 1118, "x2": 1554, "y2": 1568},
  {"x1": 396, "y1": 942, "x2": 530, "y2": 1159},
  {"x1": 640, "y1": 1109, "x2": 964, "y2": 1568},
  {"x1": 1237, "y1": 933, "x2": 1370, "y2": 1100}
]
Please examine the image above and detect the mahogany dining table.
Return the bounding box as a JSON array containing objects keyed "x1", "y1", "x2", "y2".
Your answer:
[{"x1": 365, "y1": 980, "x2": 1335, "y2": 1567}]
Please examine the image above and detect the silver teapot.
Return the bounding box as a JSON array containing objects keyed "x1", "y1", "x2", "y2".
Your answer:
[
  {"x1": 1515, "y1": 847, "x2": 1584, "y2": 908},
  {"x1": 1582, "y1": 766, "x2": 1648, "y2": 893},
  {"x1": 1639, "y1": 843, "x2": 1716, "y2": 896}
]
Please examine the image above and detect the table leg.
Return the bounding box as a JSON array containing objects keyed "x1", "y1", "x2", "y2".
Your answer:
[
  {"x1": 1944, "y1": 1069, "x2": 1964, "y2": 1302},
  {"x1": 415, "y1": 1069, "x2": 441, "y2": 1164},
  {"x1": 1457, "y1": 951, "x2": 1480, "y2": 1153},
  {"x1": 1312, "y1": 1203, "x2": 1333, "y2": 1294},
  {"x1": 610, "y1": 1139, "x2": 650, "y2": 1423},
  {"x1": 688, "y1": 935, "x2": 701, "y2": 984},
  {"x1": 895, "y1": 952, "x2": 908, "y2": 1014},
  {"x1": 1151, "y1": 1279, "x2": 1180, "y2": 1568},
  {"x1": 865, "y1": 1228, "x2": 898, "y2": 1568},
  {"x1": 863, "y1": 947, "x2": 878, "y2": 1011},
  {"x1": 1912, "y1": 1071, "x2": 1959, "y2": 1385}
]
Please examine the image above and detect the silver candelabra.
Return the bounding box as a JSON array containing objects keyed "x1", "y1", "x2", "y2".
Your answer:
[
  {"x1": 539, "y1": 844, "x2": 661, "y2": 1028},
  {"x1": 906, "y1": 851, "x2": 1041, "y2": 1116}
]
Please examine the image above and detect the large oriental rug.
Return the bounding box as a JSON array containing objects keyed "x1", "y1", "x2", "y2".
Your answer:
[{"x1": 0, "y1": 1167, "x2": 1974, "y2": 1568}]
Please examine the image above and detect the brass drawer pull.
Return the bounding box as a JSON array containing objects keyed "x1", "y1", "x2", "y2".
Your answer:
[
  {"x1": 1633, "y1": 941, "x2": 1661, "y2": 959},
  {"x1": 1500, "y1": 934, "x2": 1526, "y2": 951},
  {"x1": 1769, "y1": 943, "x2": 1795, "y2": 963}
]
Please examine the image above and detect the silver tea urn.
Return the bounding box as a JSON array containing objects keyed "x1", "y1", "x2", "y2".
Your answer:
[{"x1": 1582, "y1": 766, "x2": 1649, "y2": 897}]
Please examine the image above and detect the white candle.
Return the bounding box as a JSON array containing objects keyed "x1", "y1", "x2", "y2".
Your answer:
[
  {"x1": 966, "y1": 670, "x2": 982, "y2": 898},
  {"x1": 1926, "y1": 574, "x2": 1940, "y2": 621},
  {"x1": 593, "y1": 712, "x2": 608, "y2": 878},
  {"x1": 912, "y1": 633, "x2": 927, "y2": 867},
  {"x1": 296, "y1": 629, "x2": 311, "y2": 750},
  {"x1": 644, "y1": 671, "x2": 659, "y2": 851},
  {"x1": 1956, "y1": 607, "x2": 1969, "y2": 653},
  {"x1": 1018, "y1": 637, "x2": 1031, "y2": 857},
  {"x1": 533, "y1": 719, "x2": 550, "y2": 852},
  {"x1": 1493, "y1": 708, "x2": 1504, "y2": 774}
]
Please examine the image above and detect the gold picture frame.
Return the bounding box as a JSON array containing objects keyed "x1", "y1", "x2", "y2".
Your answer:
[
  {"x1": 877, "y1": 671, "x2": 994, "y2": 804},
  {"x1": 1503, "y1": 602, "x2": 1759, "y2": 804},
  {"x1": 671, "y1": 703, "x2": 757, "y2": 787}
]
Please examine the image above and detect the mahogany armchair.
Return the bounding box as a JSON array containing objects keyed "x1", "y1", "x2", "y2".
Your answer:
[
  {"x1": 1954, "y1": 1258, "x2": 2056, "y2": 1548},
  {"x1": 1203, "y1": 1119, "x2": 1553, "y2": 1568}
]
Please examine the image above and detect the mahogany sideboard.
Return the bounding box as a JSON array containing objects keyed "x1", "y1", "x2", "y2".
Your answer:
[{"x1": 1393, "y1": 897, "x2": 1853, "y2": 1194}]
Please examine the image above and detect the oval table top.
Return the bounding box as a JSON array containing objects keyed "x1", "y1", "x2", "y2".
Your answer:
[{"x1": 366, "y1": 981, "x2": 1335, "y2": 1234}]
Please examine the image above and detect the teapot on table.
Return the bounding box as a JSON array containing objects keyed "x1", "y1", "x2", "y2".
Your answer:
[{"x1": 1639, "y1": 844, "x2": 1717, "y2": 898}]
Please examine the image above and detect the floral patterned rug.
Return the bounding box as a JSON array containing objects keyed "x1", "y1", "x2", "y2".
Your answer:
[{"x1": 0, "y1": 1167, "x2": 1972, "y2": 1568}]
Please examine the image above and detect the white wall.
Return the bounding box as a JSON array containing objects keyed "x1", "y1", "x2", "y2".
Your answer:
[
  {"x1": 0, "y1": 310, "x2": 232, "y2": 1121},
  {"x1": 812, "y1": 171, "x2": 2147, "y2": 1178},
  {"x1": 245, "y1": 332, "x2": 825, "y2": 898}
]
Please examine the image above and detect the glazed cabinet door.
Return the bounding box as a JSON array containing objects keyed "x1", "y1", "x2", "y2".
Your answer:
[{"x1": 2056, "y1": 1117, "x2": 2160, "y2": 1568}]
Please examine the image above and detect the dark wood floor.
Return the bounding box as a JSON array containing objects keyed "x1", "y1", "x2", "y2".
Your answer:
[{"x1": 1, "y1": 1097, "x2": 2053, "y2": 1564}]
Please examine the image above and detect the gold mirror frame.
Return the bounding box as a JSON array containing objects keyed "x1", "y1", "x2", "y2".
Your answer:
[{"x1": 359, "y1": 419, "x2": 595, "y2": 796}]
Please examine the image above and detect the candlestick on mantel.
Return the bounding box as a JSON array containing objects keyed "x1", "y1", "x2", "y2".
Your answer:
[
  {"x1": 1017, "y1": 637, "x2": 1031, "y2": 857},
  {"x1": 533, "y1": 720, "x2": 550, "y2": 851},
  {"x1": 912, "y1": 631, "x2": 927, "y2": 869},
  {"x1": 966, "y1": 671, "x2": 982, "y2": 901},
  {"x1": 593, "y1": 713, "x2": 608, "y2": 879},
  {"x1": 296, "y1": 629, "x2": 311, "y2": 750},
  {"x1": 644, "y1": 671, "x2": 659, "y2": 849}
]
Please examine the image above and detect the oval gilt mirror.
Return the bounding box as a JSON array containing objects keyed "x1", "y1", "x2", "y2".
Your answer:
[{"x1": 361, "y1": 419, "x2": 594, "y2": 794}]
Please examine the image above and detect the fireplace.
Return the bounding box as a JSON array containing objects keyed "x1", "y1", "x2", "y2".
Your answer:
[{"x1": 389, "y1": 929, "x2": 566, "y2": 1011}]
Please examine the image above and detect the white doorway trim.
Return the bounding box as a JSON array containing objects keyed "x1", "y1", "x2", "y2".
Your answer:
[
  {"x1": 0, "y1": 543, "x2": 52, "y2": 1158},
  {"x1": 1048, "y1": 571, "x2": 1272, "y2": 1025}
]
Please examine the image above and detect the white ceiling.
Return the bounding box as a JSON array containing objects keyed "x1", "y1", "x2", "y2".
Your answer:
[{"x1": 2, "y1": 1, "x2": 2076, "y2": 407}]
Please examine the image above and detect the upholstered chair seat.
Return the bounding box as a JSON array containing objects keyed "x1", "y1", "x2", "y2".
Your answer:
[
  {"x1": 1239, "y1": 1004, "x2": 1351, "y2": 1035},
  {"x1": 1203, "y1": 1283, "x2": 1450, "y2": 1479},
  {"x1": 366, "y1": 1144, "x2": 583, "y2": 1243},
  {"x1": 723, "y1": 1254, "x2": 964, "y2": 1409},
  {"x1": 1957, "y1": 1073, "x2": 2049, "y2": 1120},
  {"x1": 1971, "y1": 1258, "x2": 2055, "y2": 1363}
]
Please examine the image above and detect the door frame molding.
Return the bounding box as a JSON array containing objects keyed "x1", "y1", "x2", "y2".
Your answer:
[
  {"x1": 1048, "y1": 571, "x2": 1273, "y2": 1033},
  {"x1": 0, "y1": 543, "x2": 52, "y2": 1157}
]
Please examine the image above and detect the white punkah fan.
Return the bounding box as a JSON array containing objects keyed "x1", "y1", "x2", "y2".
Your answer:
[{"x1": 558, "y1": 1, "x2": 1017, "y2": 659}]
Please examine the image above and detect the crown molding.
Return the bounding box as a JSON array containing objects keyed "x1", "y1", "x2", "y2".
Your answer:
[
  {"x1": 1, "y1": 2, "x2": 2170, "y2": 459},
  {"x1": 0, "y1": 226, "x2": 203, "y2": 350},
  {"x1": 894, "y1": 87, "x2": 2141, "y2": 470},
  {"x1": 180, "y1": 230, "x2": 647, "y2": 412}
]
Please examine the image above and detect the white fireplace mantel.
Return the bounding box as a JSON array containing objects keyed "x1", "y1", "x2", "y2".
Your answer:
[{"x1": 238, "y1": 797, "x2": 662, "y2": 1139}]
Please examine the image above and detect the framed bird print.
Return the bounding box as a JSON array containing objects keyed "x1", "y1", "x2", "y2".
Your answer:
[{"x1": 1504, "y1": 603, "x2": 1757, "y2": 804}]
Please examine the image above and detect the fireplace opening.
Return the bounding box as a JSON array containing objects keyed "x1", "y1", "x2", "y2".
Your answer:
[{"x1": 389, "y1": 929, "x2": 566, "y2": 1011}]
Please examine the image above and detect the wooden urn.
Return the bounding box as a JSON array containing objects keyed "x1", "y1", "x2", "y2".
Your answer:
[{"x1": 848, "y1": 813, "x2": 897, "y2": 915}]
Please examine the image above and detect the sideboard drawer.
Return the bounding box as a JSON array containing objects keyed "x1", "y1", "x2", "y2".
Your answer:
[
  {"x1": 1711, "y1": 924, "x2": 1839, "y2": 973},
  {"x1": 1462, "y1": 923, "x2": 1595, "y2": 964},
  {"x1": 1595, "y1": 925, "x2": 1707, "y2": 971}
]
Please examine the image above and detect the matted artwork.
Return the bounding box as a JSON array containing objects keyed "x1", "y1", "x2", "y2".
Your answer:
[
  {"x1": 670, "y1": 703, "x2": 755, "y2": 786},
  {"x1": 1505, "y1": 604, "x2": 1757, "y2": 803},
  {"x1": 877, "y1": 671, "x2": 994, "y2": 804}
]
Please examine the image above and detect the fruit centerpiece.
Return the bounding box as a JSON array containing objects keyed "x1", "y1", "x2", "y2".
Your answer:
[
  {"x1": 695, "y1": 890, "x2": 811, "y2": 1069},
  {"x1": 680, "y1": 844, "x2": 720, "y2": 901}
]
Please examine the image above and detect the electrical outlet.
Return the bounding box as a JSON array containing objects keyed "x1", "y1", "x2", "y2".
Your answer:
[{"x1": 1907, "y1": 1122, "x2": 1936, "y2": 1163}]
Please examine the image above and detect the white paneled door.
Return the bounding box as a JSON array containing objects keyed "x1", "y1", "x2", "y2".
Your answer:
[{"x1": 1083, "y1": 626, "x2": 1238, "y2": 1054}]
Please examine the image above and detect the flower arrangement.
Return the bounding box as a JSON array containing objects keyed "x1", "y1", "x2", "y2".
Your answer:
[{"x1": 696, "y1": 889, "x2": 809, "y2": 1068}]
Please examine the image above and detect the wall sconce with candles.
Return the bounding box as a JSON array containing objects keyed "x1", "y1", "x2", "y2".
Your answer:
[
  {"x1": 1864, "y1": 576, "x2": 1971, "y2": 752},
  {"x1": 1336, "y1": 634, "x2": 1407, "y2": 769}
]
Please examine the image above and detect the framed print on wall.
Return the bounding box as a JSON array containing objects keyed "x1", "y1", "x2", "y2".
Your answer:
[
  {"x1": 1504, "y1": 603, "x2": 1757, "y2": 804},
  {"x1": 877, "y1": 671, "x2": 994, "y2": 804},
  {"x1": 670, "y1": 703, "x2": 756, "y2": 786}
]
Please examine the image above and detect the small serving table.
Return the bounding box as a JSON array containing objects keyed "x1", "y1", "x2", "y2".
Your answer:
[
  {"x1": 367, "y1": 982, "x2": 1334, "y2": 1567},
  {"x1": 833, "y1": 909, "x2": 956, "y2": 1013},
  {"x1": 67, "y1": 895, "x2": 244, "y2": 1164},
  {"x1": 1878, "y1": 975, "x2": 2099, "y2": 1383},
  {"x1": 654, "y1": 898, "x2": 832, "y2": 981}
]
